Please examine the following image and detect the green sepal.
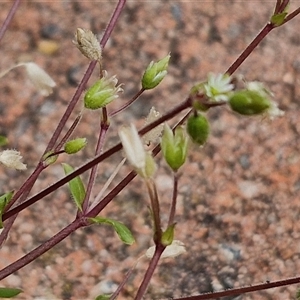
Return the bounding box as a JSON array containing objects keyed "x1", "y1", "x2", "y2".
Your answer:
[
  {"x1": 89, "y1": 217, "x2": 135, "y2": 245},
  {"x1": 229, "y1": 90, "x2": 270, "y2": 115},
  {"x1": 0, "y1": 191, "x2": 14, "y2": 228},
  {"x1": 161, "y1": 124, "x2": 188, "y2": 171},
  {"x1": 64, "y1": 138, "x2": 87, "y2": 154},
  {"x1": 42, "y1": 151, "x2": 58, "y2": 166},
  {"x1": 141, "y1": 54, "x2": 170, "y2": 90},
  {"x1": 0, "y1": 287, "x2": 22, "y2": 298},
  {"x1": 62, "y1": 163, "x2": 86, "y2": 211},
  {"x1": 186, "y1": 114, "x2": 210, "y2": 146},
  {"x1": 270, "y1": 12, "x2": 288, "y2": 26},
  {"x1": 161, "y1": 223, "x2": 176, "y2": 246}
]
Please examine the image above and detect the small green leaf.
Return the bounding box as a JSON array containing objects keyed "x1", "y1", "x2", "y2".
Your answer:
[
  {"x1": 0, "y1": 136, "x2": 8, "y2": 147},
  {"x1": 161, "y1": 223, "x2": 176, "y2": 246},
  {"x1": 270, "y1": 12, "x2": 288, "y2": 26},
  {"x1": 95, "y1": 295, "x2": 111, "y2": 300},
  {"x1": 0, "y1": 191, "x2": 14, "y2": 229},
  {"x1": 0, "y1": 287, "x2": 22, "y2": 298},
  {"x1": 89, "y1": 217, "x2": 135, "y2": 245},
  {"x1": 42, "y1": 151, "x2": 58, "y2": 166},
  {"x1": 62, "y1": 163, "x2": 86, "y2": 211}
]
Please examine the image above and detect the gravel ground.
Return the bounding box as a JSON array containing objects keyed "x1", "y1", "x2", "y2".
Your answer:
[{"x1": 0, "y1": 1, "x2": 300, "y2": 300}]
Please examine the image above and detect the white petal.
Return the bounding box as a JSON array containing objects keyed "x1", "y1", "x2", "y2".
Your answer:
[{"x1": 24, "y1": 62, "x2": 56, "y2": 96}]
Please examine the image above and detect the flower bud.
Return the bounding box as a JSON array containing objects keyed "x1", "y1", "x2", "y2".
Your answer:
[
  {"x1": 229, "y1": 90, "x2": 271, "y2": 115},
  {"x1": 64, "y1": 138, "x2": 87, "y2": 154},
  {"x1": 84, "y1": 71, "x2": 123, "y2": 110},
  {"x1": 161, "y1": 124, "x2": 188, "y2": 171},
  {"x1": 73, "y1": 28, "x2": 102, "y2": 62},
  {"x1": 187, "y1": 114, "x2": 210, "y2": 146},
  {"x1": 142, "y1": 54, "x2": 170, "y2": 90}
]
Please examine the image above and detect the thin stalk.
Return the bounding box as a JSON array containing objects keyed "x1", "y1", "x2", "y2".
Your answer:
[
  {"x1": 274, "y1": 0, "x2": 282, "y2": 14},
  {"x1": 54, "y1": 114, "x2": 82, "y2": 151},
  {"x1": 0, "y1": 219, "x2": 83, "y2": 280},
  {"x1": 146, "y1": 179, "x2": 162, "y2": 243},
  {"x1": 284, "y1": 6, "x2": 300, "y2": 23},
  {"x1": 109, "y1": 88, "x2": 145, "y2": 117},
  {"x1": 82, "y1": 108, "x2": 109, "y2": 213},
  {"x1": 134, "y1": 243, "x2": 166, "y2": 300},
  {"x1": 173, "y1": 275, "x2": 300, "y2": 300},
  {"x1": 0, "y1": 0, "x2": 21, "y2": 43},
  {"x1": 225, "y1": 23, "x2": 274, "y2": 76},
  {"x1": 167, "y1": 172, "x2": 179, "y2": 227}
]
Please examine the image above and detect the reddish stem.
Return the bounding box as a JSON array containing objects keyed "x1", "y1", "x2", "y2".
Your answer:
[
  {"x1": 225, "y1": 23, "x2": 274, "y2": 76},
  {"x1": 0, "y1": 0, "x2": 21, "y2": 43},
  {"x1": 134, "y1": 243, "x2": 166, "y2": 300}
]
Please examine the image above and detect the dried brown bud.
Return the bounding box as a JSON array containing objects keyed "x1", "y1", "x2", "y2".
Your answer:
[{"x1": 73, "y1": 28, "x2": 102, "y2": 62}]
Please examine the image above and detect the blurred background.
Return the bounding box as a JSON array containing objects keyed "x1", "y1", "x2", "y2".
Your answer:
[{"x1": 0, "y1": 1, "x2": 300, "y2": 299}]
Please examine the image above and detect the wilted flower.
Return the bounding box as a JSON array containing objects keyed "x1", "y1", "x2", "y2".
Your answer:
[
  {"x1": 264, "y1": 100, "x2": 285, "y2": 120},
  {"x1": 203, "y1": 73, "x2": 234, "y2": 102},
  {"x1": 145, "y1": 240, "x2": 186, "y2": 259},
  {"x1": 84, "y1": 71, "x2": 123, "y2": 110},
  {"x1": 23, "y1": 62, "x2": 56, "y2": 96},
  {"x1": 142, "y1": 107, "x2": 164, "y2": 145},
  {"x1": 0, "y1": 150, "x2": 26, "y2": 170},
  {"x1": 119, "y1": 124, "x2": 156, "y2": 178},
  {"x1": 73, "y1": 28, "x2": 102, "y2": 62}
]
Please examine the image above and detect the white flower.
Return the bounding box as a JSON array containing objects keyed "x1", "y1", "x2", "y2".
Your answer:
[
  {"x1": 204, "y1": 73, "x2": 234, "y2": 102},
  {"x1": 73, "y1": 28, "x2": 102, "y2": 62},
  {"x1": 145, "y1": 240, "x2": 186, "y2": 259},
  {"x1": 0, "y1": 62, "x2": 56, "y2": 96},
  {"x1": 24, "y1": 62, "x2": 56, "y2": 96},
  {"x1": 246, "y1": 81, "x2": 273, "y2": 97},
  {"x1": 264, "y1": 100, "x2": 285, "y2": 120},
  {"x1": 246, "y1": 81, "x2": 284, "y2": 120},
  {"x1": 0, "y1": 150, "x2": 27, "y2": 170},
  {"x1": 119, "y1": 124, "x2": 156, "y2": 178}
]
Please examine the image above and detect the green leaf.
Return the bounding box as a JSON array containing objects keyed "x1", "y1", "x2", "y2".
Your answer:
[
  {"x1": 89, "y1": 217, "x2": 135, "y2": 245},
  {"x1": 95, "y1": 295, "x2": 111, "y2": 300},
  {"x1": 270, "y1": 12, "x2": 288, "y2": 26},
  {"x1": 0, "y1": 136, "x2": 8, "y2": 147},
  {"x1": 42, "y1": 151, "x2": 58, "y2": 166},
  {"x1": 0, "y1": 287, "x2": 22, "y2": 298},
  {"x1": 0, "y1": 191, "x2": 14, "y2": 229},
  {"x1": 62, "y1": 163, "x2": 86, "y2": 211}
]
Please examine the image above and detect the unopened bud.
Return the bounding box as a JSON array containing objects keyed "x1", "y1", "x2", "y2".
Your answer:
[
  {"x1": 142, "y1": 54, "x2": 170, "y2": 90},
  {"x1": 187, "y1": 114, "x2": 210, "y2": 146},
  {"x1": 64, "y1": 138, "x2": 87, "y2": 154}
]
